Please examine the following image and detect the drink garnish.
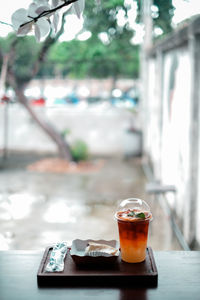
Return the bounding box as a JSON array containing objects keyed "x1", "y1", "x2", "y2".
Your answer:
[
  {"x1": 127, "y1": 211, "x2": 135, "y2": 217},
  {"x1": 135, "y1": 212, "x2": 145, "y2": 219},
  {"x1": 127, "y1": 211, "x2": 146, "y2": 219}
]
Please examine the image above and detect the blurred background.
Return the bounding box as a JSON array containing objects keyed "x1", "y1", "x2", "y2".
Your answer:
[{"x1": 0, "y1": 0, "x2": 200, "y2": 251}]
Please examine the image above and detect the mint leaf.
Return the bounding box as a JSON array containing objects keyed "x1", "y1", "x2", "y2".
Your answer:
[
  {"x1": 135, "y1": 212, "x2": 145, "y2": 219},
  {"x1": 127, "y1": 211, "x2": 135, "y2": 217}
]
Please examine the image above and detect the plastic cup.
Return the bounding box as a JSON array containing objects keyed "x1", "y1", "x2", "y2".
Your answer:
[{"x1": 115, "y1": 198, "x2": 152, "y2": 263}]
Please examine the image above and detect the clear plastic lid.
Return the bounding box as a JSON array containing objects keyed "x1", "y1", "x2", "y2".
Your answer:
[{"x1": 115, "y1": 198, "x2": 152, "y2": 220}]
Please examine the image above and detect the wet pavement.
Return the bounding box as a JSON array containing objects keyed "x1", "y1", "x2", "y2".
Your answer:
[{"x1": 0, "y1": 152, "x2": 182, "y2": 251}]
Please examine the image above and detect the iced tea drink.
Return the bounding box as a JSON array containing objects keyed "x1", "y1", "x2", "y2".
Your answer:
[{"x1": 115, "y1": 198, "x2": 152, "y2": 263}]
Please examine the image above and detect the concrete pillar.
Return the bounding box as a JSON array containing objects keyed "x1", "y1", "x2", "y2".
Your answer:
[
  {"x1": 140, "y1": 0, "x2": 153, "y2": 156},
  {"x1": 154, "y1": 48, "x2": 164, "y2": 180},
  {"x1": 184, "y1": 29, "x2": 200, "y2": 246}
]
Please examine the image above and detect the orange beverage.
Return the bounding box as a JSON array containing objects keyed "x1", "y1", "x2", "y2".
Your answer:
[{"x1": 115, "y1": 198, "x2": 152, "y2": 263}]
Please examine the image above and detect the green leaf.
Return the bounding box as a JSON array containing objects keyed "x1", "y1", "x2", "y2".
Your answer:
[
  {"x1": 127, "y1": 211, "x2": 135, "y2": 217},
  {"x1": 135, "y1": 212, "x2": 145, "y2": 220}
]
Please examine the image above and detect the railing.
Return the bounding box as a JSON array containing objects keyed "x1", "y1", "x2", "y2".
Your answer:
[{"x1": 142, "y1": 159, "x2": 190, "y2": 251}]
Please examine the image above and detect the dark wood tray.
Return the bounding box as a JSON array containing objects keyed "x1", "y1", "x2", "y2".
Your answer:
[{"x1": 37, "y1": 244, "x2": 158, "y2": 287}]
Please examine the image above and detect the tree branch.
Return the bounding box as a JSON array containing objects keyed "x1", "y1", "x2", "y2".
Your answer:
[
  {"x1": 15, "y1": 89, "x2": 72, "y2": 160},
  {"x1": 20, "y1": 0, "x2": 78, "y2": 28},
  {"x1": 6, "y1": 37, "x2": 19, "y2": 90},
  {"x1": 6, "y1": 5, "x2": 71, "y2": 88},
  {"x1": 0, "y1": 21, "x2": 13, "y2": 27}
]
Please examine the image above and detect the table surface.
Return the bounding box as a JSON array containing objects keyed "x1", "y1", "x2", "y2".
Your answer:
[{"x1": 0, "y1": 250, "x2": 200, "y2": 300}]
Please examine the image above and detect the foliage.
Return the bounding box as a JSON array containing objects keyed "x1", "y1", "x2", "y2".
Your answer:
[
  {"x1": 71, "y1": 139, "x2": 89, "y2": 162},
  {"x1": 137, "y1": 0, "x2": 175, "y2": 36},
  {"x1": 48, "y1": 0, "x2": 140, "y2": 79},
  {"x1": 83, "y1": 0, "x2": 139, "y2": 78},
  {"x1": 11, "y1": 0, "x2": 84, "y2": 42},
  {"x1": 60, "y1": 129, "x2": 88, "y2": 161},
  {"x1": 0, "y1": 0, "x2": 175, "y2": 83},
  {"x1": 48, "y1": 38, "x2": 139, "y2": 78},
  {"x1": 0, "y1": 34, "x2": 40, "y2": 86},
  {"x1": 47, "y1": 0, "x2": 174, "y2": 79},
  {"x1": 61, "y1": 128, "x2": 71, "y2": 138},
  {"x1": 153, "y1": 0, "x2": 175, "y2": 34}
]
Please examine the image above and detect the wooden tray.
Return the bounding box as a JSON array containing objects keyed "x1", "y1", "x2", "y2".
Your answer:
[{"x1": 37, "y1": 244, "x2": 158, "y2": 287}]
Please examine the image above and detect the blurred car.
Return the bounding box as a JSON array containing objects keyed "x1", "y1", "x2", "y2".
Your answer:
[
  {"x1": 66, "y1": 93, "x2": 80, "y2": 104},
  {"x1": 125, "y1": 86, "x2": 139, "y2": 105},
  {"x1": 31, "y1": 97, "x2": 46, "y2": 106},
  {"x1": 1, "y1": 95, "x2": 10, "y2": 103},
  {"x1": 111, "y1": 98, "x2": 136, "y2": 108},
  {"x1": 53, "y1": 98, "x2": 67, "y2": 105},
  {"x1": 111, "y1": 86, "x2": 139, "y2": 108}
]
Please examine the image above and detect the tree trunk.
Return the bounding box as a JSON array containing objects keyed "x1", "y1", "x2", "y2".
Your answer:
[
  {"x1": 110, "y1": 74, "x2": 117, "y2": 98},
  {"x1": 0, "y1": 54, "x2": 8, "y2": 96},
  {"x1": 15, "y1": 88, "x2": 72, "y2": 161},
  {"x1": 5, "y1": 10, "x2": 74, "y2": 161}
]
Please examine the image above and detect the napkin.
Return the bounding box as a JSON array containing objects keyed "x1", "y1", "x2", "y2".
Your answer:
[{"x1": 45, "y1": 242, "x2": 68, "y2": 272}]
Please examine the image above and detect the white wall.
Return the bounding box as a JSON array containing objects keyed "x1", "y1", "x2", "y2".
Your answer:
[
  {"x1": 161, "y1": 49, "x2": 191, "y2": 215},
  {"x1": 144, "y1": 39, "x2": 200, "y2": 247},
  {"x1": 0, "y1": 104, "x2": 142, "y2": 156}
]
